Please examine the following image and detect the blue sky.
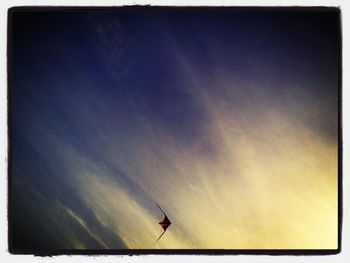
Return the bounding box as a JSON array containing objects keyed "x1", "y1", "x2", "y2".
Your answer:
[{"x1": 10, "y1": 8, "x2": 339, "y2": 249}]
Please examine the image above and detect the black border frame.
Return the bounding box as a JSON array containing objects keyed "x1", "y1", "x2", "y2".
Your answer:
[{"x1": 7, "y1": 5, "x2": 343, "y2": 256}]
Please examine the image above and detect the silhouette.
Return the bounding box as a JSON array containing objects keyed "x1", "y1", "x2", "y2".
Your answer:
[{"x1": 154, "y1": 202, "x2": 171, "y2": 246}]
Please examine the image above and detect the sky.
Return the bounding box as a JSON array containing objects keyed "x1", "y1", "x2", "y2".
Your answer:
[{"x1": 9, "y1": 8, "x2": 340, "y2": 250}]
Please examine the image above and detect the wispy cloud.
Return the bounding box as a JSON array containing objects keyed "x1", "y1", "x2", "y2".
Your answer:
[
  {"x1": 11, "y1": 11, "x2": 339, "y2": 249},
  {"x1": 87, "y1": 13, "x2": 131, "y2": 79}
]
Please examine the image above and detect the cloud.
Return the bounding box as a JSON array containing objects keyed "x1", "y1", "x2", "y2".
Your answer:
[
  {"x1": 12, "y1": 45, "x2": 338, "y2": 249},
  {"x1": 87, "y1": 13, "x2": 131, "y2": 79},
  {"x1": 10, "y1": 12, "x2": 338, "y2": 250}
]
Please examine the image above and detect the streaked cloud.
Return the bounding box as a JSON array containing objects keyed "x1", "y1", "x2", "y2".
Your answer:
[{"x1": 10, "y1": 10, "x2": 339, "y2": 250}]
